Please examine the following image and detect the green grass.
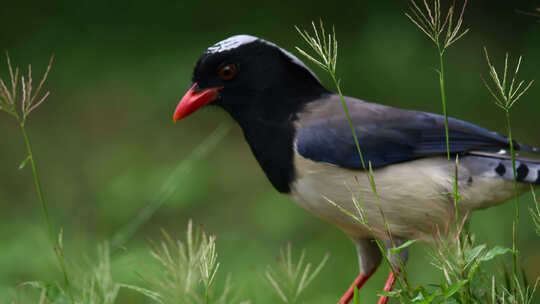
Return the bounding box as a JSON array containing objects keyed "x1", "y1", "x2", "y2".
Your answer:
[{"x1": 1, "y1": 1, "x2": 539, "y2": 304}]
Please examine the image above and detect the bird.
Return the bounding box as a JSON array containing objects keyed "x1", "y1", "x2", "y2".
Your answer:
[{"x1": 172, "y1": 35, "x2": 540, "y2": 304}]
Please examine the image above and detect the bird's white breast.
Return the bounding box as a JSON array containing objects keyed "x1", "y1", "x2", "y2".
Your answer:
[{"x1": 290, "y1": 152, "x2": 516, "y2": 240}]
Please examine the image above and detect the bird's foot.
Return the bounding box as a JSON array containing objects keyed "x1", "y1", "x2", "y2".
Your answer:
[
  {"x1": 338, "y1": 271, "x2": 375, "y2": 304},
  {"x1": 377, "y1": 269, "x2": 398, "y2": 304}
]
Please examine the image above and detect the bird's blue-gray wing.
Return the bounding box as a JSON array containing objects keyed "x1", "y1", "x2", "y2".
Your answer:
[{"x1": 296, "y1": 102, "x2": 521, "y2": 169}]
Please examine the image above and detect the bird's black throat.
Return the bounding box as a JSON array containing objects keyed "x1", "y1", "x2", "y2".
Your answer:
[{"x1": 219, "y1": 85, "x2": 329, "y2": 193}]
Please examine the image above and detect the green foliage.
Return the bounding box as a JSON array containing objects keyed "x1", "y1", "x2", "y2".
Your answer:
[
  {"x1": 496, "y1": 274, "x2": 539, "y2": 304},
  {"x1": 2, "y1": 2, "x2": 539, "y2": 304},
  {"x1": 373, "y1": 227, "x2": 517, "y2": 304},
  {"x1": 15, "y1": 223, "x2": 256, "y2": 304},
  {"x1": 429, "y1": 229, "x2": 510, "y2": 302}
]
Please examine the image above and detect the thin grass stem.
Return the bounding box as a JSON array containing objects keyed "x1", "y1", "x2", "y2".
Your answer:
[
  {"x1": 20, "y1": 124, "x2": 75, "y2": 303},
  {"x1": 505, "y1": 111, "x2": 519, "y2": 280},
  {"x1": 438, "y1": 51, "x2": 451, "y2": 162},
  {"x1": 329, "y1": 75, "x2": 366, "y2": 170}
]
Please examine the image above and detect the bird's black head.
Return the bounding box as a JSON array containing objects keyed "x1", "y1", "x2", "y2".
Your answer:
[{"x1": 173, "y1": 35, "x2": 329, "y2": 125}]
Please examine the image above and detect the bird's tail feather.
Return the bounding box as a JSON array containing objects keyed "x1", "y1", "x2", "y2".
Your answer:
[
  {"x1": 516, "y1": 142, "x2": 540, "y2": 154},
  {"x1": 467, "y1": 151, "x2": 540, "y2": 184}
]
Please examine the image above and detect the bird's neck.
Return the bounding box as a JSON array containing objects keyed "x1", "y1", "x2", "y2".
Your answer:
[
  {"x1": 233, "y1": 91, "x2": 329, "y2": 193},
  {"x1": 240, "y1": 118, "x2": 296, "y2": 193}
]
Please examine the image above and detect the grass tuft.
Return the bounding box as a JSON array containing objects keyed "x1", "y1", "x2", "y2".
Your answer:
[
  {"x1": 128, "y1": 220, "x2": 243, "y2": 304},
  {"x1": 77, "y1": 243, "x2": 122, "y2": 304},
  {"x1": 497, "y1": 275, "x2": 539, "y2": 304},
  {"x1": 0, "y1": 53, "x2": 54, "y2": 125},
  {"x1": 16, "y1": 242, "x2": 123, "y2": 304},
  {"x1": 264, "y1": 243, "x2": 330, "y2": 304},
  {"x1": 405, "y1": 0, "x2": 469, "y2": 52},
  {"x1": 429, "y1": 221, "x2": 512, "y2": 302},
  {"x1": 481, "y1": 48, "x2": 534, "y2": 113}
]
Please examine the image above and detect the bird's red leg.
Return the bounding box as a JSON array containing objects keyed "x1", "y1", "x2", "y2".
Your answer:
[
  {"x1": 377, "y1": 269, "x2": 399, "y2": 304},
  {"x1": 338, "y1": 270, "x2": 375, "y2": 304}
]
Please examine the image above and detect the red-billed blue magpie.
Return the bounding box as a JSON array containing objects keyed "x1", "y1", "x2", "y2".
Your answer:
[{"x1": 173, "y1": 35, "x2": 540, "y2": 304}]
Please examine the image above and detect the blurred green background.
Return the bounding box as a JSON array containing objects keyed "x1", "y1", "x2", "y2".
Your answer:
[{"x1": 1, "y1": 0, "x2": 539, "y2": 303}]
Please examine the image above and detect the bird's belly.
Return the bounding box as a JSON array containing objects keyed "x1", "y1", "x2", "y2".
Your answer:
[{"x1": 290, "y1": 155, "x2": 458, "y2": 240}]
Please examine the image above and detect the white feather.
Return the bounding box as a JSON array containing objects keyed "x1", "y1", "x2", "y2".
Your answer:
[
  {"x1": 206, "y1": 35, "x2": 320, "y2": 81},
  {"x1": 290, "y1": 153, "x2": 518, "y2": 240},
  {"x1": 206, "y1": 35, "x2": 258, "y2": 53}
]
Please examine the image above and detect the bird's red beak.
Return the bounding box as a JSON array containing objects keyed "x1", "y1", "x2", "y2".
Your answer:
[{"x1": 173, "y1": 83, "x2": 222, "y2": 122}]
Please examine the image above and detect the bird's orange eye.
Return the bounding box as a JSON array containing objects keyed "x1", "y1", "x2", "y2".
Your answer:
[{"x1": 217, "y1": 64, "x2": 237, "y2": 80}]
